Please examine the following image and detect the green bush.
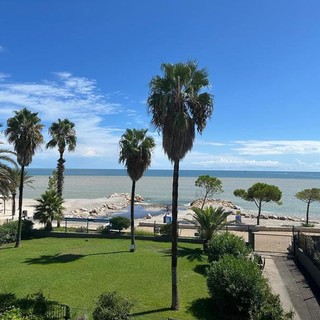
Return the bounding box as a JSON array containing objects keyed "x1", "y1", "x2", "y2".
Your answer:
[
  {"x1": 0, "y1": 291, "x2": 62, "y2": 320},
  {"x1": 109, "y1": 217, "x2": 130, "y2": 232},
  {"x1": 0, "y1": 307, "x2": 43, "y2": 320},
  {"x1": 92, "y1": 291, "x2": 133, "y2": 320},
  {"x1": 75, "y1": 226, "x2": 87, "y2": 233},
  {"x1": 21, "y1": 220, "x2": 34, "y2": 239},
  {"x1": 0, "y1": 220, "x2": 34, "y2": 246},
  {"x1": 0, "y1": 222, "x2": 16, "y2": 245},
  {"x1": 252, "y1": 288, "x2": 294, "y2": 320},
  {"x1": 206, "y1": 232, "x2": 251, "y2": 263},
  {"x1": 159, "y1": 223, "x2": 172, "y2": 237},
  {"x1": 207, "y1": 255, "x2": 266, "y2": 319},
  {"x1": 96, "y1": 225, "x2": 111, "y2": 235}
]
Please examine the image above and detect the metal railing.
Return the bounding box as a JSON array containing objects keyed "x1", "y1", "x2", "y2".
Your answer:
[{"x1": 46, "y1": 304, "x2": 70, "y2": 320}]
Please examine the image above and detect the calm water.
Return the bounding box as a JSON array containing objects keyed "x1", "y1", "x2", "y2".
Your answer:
[{"x1": 23, "y1": 169, "x2": 320, "y2": 219}]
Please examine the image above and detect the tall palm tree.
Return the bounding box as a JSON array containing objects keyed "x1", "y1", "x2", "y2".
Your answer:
[
  {"x1": 46, "y1": 119, "x2": 77, "y2": 197},
  {"x1": 34, "y1": 189, "x2": 64, "y2": 231},
  {"x1": 0, "y1": 148, "x2": 18, "y2": 202},
  {"x1": 5, "y1": 108, "x2": 44, "y2": 247},
  {"x1": 119, "y1": 128, "x2": 155, "y2": 252},
  {"x1": 190, "y1": 206, "x2": 232, "y2": 251},
  {"x1": 0, "y1": 167, "x2": 34, "y2": 217},
  {"x1": 147, "y1": 61, "x2": 213, "y2": 310}
]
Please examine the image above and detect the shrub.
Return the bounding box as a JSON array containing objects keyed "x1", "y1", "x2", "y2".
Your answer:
[
  {"x1": 0, "y1": 307, "x2": 43, "y2": 319},
  {"x1": 0, "y1": 222, "x2": 16, "y2": 245},
  {"x1": 109, "y1": 217, "x2": 130, "y2": 232},
  {"x1": 159, "y1": 223, "x2": 172, "y2": 237},
  {"x1": 207, "y1": 255, "x2": 266, "y2": 319},
  {"x1": 21, "y1": 220, "x2": 34, "y2": 239},
  {"x1": 252, "y1": 288, "x2": 294, "y2": 320},
  {"x1": 75, "y1": 226, "x2": 87, "y2": 233},
  {"x1": 92, "y1": 291, "x2": 133, "y2": 320},
  {"x1": 0, "y1": 291, "x2": 62, "y2": 320},
  {"x1": 0, "y1": 220, "x2": 34, "y2": 246},
  {"x1": 96, "y1": 225, "x2": 110, "y2": 235},
  {"x1": 206, "y1": 232, "x2": 251, "y2": 263}
]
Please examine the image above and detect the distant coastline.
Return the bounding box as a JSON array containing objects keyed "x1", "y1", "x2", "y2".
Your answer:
[
  {"x1": 27, "y1": 168, "x2": 320, "y2": 180},
  {"x1": 21, "y1": 169, "x2": 320, "y2": 219}
]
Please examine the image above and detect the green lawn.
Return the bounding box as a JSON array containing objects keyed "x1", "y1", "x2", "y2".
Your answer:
[{"x1": 0, "y1": 237, "x2": 212, "y2": 319}]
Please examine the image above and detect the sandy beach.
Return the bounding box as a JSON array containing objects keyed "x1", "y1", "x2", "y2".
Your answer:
[{"x1": 1, "y1": 193, "x2": 318, "y2": 229}]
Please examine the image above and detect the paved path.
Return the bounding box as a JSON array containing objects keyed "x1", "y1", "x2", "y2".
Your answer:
[{"x1": 263, "y1": 254, "x2": 320, "y2": 320}]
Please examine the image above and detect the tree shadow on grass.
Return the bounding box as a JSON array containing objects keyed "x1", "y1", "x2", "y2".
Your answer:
[
  {"x1": 24, "y1": 250, "x2": 128, "y2": 265},
  {"x1": 161, "y1": 246, "x2": 205, "y2": 262},
  {"x1": 194, "y1": 263, "x2": 209, "y2": 276},
  {"x1": 130, "y1": 307, "x2": 172, "y2": 317},
  {"x1": 178, "y1": 246, "x2": 205, "y2": 262},
  {"x1": 188, "y1": 297, "x2": 216, "y2": 320}
]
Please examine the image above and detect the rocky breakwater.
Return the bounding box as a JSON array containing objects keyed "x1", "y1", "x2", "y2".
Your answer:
[
  {"x1": 67, "y1": 193, "x2": 144, "y2": 218},
  {"x1": 189, "y1": 198, "x2": 310, "y2": 224},
  {"x1": 190, "y1": 198, "x2": 240, "y2": 211}
]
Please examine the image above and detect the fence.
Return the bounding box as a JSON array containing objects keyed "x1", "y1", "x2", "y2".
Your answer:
[
  {"x1": 46, "y1": 304, "x2": 70, "y2": 320},
  {"x1": 292, "y1": 229, "x2": 320, "y2": 289}
]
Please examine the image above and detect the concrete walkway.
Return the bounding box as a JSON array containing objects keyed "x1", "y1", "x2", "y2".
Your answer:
[{"x1": 263, "y1": 254, "x2": 320, "y2": 320}]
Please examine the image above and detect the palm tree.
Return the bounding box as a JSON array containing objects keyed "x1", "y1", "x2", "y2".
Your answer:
[
  {"x1": 147, "y1": 61, "x2": 213, "y2": 310},
  {"x1": 190, "y1": 206, "x2": 232, "y2": 251},
  {"x1": 0, "y1": 167, "x2": 34, "y2": 217},
  {"x1": 34, "y1": 189, "x2": 64, "y2": 231},
  {"x1": 119, "y1": 128, "x2": 155, "y2": 252},
  {"x1": 46, "y1": 119, "x2": 77, "y2": 197},
  {"x1": 0, "y1": 148, "x2": 18, "y2": 210},
  {"x1": 5, "y1": 108, "x2": 44, "y2": 247}
]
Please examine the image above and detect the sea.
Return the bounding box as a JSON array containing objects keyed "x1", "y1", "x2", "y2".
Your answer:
[{"x1": 23, "y1": 169, "x2": 320, "y2": 220}]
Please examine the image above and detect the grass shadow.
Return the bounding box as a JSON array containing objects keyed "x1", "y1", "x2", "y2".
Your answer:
[
  {"x1": 178, "y1": 246, "x2": 205, "y2": 262},
  {"x1": 24, "y1": 253, "x2": 85, "y2": 264},
  {"x1": 161, "y1": 246, "x2": 205, "y2": 262},
  {"x1": 24, "y1": 250, "x2": 128, "y2": 265},
  {"x1": 188, "y1": 297, "x2": 216, "y2": 320},
  {"x1": 131, "y1": 307, "x2": 172, "y2": 317},
  {"x1": 193, "y1": 264, "x2": 209, "y2": 276}
]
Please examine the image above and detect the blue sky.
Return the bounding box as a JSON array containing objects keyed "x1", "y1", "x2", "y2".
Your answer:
[{"x1": 0, "y1": 1, "x2": 320, "y2": 171}]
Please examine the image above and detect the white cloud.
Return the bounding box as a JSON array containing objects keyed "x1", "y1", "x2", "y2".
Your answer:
[
  {"x1": 0, "y1": 72, "x2": 148, "y2": 168},
  {"x1": 195, "y1": 140, "x2": 226, "y2": 147},
  {"x1": 0, "y1": 46, "x2": 5, "y2": 53},
  {"x1": 0, "y1": 73, "x2": 10, "y2": 81},
  {"x1": 187, "y1": 153, "x2": 281, "y2": 169},
  {"x1": 233, "y1": 140, "x2": 320, "y2": 155}
]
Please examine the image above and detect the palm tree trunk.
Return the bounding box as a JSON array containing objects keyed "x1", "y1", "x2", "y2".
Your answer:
[
  {"x1": 171, "y1": 160, "x2": 180, "y2": 310},
  {"x1": 15, "y1": 165, "x2": 24, "y2": 248},
  {"x1": 130, "y1": 180, "x2": 136, "y2": 252},
  {"x1": 57, "y1": 152, "x2": 65, "y2": 197},
  {"x1": 45, "y1": 220, "x2": 53, "y2": 231},
  {"x1": 11, "y1": 193, "x2": 16, "y2": 217},
  {"x1": 57, "y1": 151, "x2": 65, "y2": 228}
]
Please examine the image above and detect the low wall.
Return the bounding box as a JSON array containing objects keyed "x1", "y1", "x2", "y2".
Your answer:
[
  {"x1": 139, "y1": 222, "x2": 320, "y2": 233},
  {"x1": 294, "y1": 242, "x2": 320, "y2": 289},
  {"x1": 31, "y1": 229, "x2": 203, "y2": 244}
]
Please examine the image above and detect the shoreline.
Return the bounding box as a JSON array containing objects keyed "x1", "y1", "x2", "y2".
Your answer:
[{"x1": 1, "y1": 193, "x2": 319, "y2": 228}]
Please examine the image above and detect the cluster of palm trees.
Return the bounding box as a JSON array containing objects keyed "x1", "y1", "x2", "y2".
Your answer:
[
  {"x1": 1, "y1": 108, "x2": 77, "y2": 247},
  {"x1": 1, "y1": 61, "x2": 213, "y2": 312},
  {"x1": 115, "y1": 61, "x2": 214, "y2": 311},
  {"x1": 119, "y1": 61, "x2": 213, "y2": 310}
]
